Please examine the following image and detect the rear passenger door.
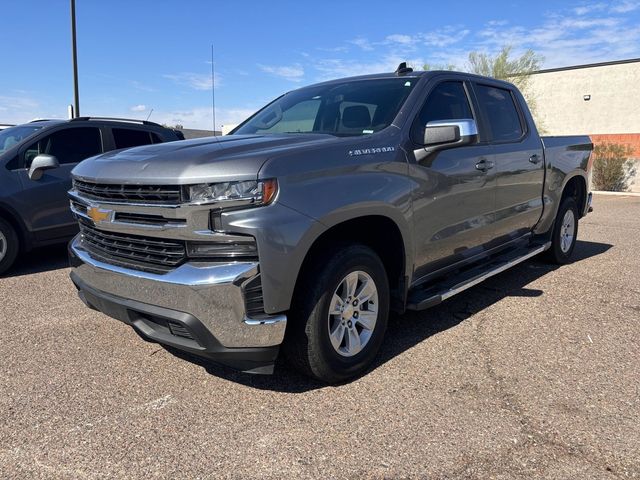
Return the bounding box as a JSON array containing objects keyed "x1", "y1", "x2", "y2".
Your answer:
[
  {"x1": 472, "y1": 83, "x2": 544, "y2": 240},
  {"x1": 16, "y1": 126, "x2": 103, "y2": 241}
]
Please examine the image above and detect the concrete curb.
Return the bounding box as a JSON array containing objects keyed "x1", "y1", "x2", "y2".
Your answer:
[{"x1": 593, "y1": 190, "x2": 640, "y2": 197}]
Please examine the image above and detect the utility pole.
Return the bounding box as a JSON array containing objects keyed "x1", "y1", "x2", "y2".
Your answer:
[
  {"x1": 211, "y1": 44, "x2": 216, "y2": 135},
  {"x1": 70, "y1": 0, "x2": 80, "y2": 117}
]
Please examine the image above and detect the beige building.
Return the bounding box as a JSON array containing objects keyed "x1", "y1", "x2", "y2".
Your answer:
[
  {"x1": 527, "y1": 58, "x2": 640, "y2": 192},
  {"x1": 528, "y1": 58, "x2": 640, "y2": 137}
]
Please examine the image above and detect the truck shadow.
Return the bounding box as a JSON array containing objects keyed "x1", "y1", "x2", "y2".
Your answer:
[{"x1": 168, "y1": 239, "x2": 612, "y2": 392}]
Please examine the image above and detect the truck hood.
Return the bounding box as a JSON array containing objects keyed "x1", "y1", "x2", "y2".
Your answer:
[{"x1": 72, "y1": 134, "x2": 335, "y2": 184}]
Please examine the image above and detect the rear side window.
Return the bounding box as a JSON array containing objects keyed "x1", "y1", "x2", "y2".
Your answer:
[
  {"x1": 113, "y1": 128, "x2": 155, "y2": 149},
  {"x1": 24, "y1": 127, "x2": 102, "y2": 165},
  {"x1": 475, "y1": 85, "x2": 523, "y2": 142}
]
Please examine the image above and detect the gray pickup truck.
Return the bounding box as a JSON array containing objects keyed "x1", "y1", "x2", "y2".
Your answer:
[{"x1": 68, "y1": 65, "x2": 593, "y2": 383}]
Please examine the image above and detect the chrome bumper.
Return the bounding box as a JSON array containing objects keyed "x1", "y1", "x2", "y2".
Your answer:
[{"x1": 69, "y1": 236, "x2": 286, "y2": 349}]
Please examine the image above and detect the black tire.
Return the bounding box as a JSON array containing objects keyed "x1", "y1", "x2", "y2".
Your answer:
[
  {"x1": 544, "y1": 197, "x2": 579, "y2": 264},
  {"x1": 0, "y1": 217, "x2": 19, "y2": 276},
  {"x1": 284, "y1": 244, "x2": 390, "y2": 384}
]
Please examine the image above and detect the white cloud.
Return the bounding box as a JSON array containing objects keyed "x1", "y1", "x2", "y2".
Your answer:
[
  {"x1": 477, "y1": 9, "x2": 640, "y2": 67},
  {"x1": 350, "y1": 37, "x2": 374, "y2": 51},
  {"x1": 163, "y1": 72, "x2": 221, "y2": 90},
  {"x1": 0, "y1": 95, "x2": 53, "y2": 124},
  {"x1": 573, "y1": 2, "x2": 607, "y2": 15},
  {"x1": 130, "y1": 104, "x2": 146, "y2": 112},
  {"x1": 422, "y1": 27, "x2": 470, "y2": 47},
  {"x1": 258, "y1": 64, "x2": 305, "y2": 81},
  {"x1": 386, "y1": 34, "x2": 414, "y2": 45},
  {"x1": 610, "y1": 0, "x2": 640, "y2": 12},
  {"x1": 130, "y1": 80, "x2": 156, "y2": 92}
]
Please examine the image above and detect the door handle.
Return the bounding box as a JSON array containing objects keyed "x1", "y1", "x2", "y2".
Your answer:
[
  {"x1": 475, "y1": 159, "x2": 495, "y2": 171},
  {"x1": 529, "y1": 154, "x2": 541, "y2": 164}
]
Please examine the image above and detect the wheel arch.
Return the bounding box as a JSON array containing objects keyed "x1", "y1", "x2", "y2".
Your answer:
[
  {"x1": 0, "y1": 202, "x2": 30, "y2": 252},
  {"x1": 560, "y1": 173, "x2": 588, "y2": 218},
  {"x1": 293, "y1": 212, "x2": 411, "y2": 313}
]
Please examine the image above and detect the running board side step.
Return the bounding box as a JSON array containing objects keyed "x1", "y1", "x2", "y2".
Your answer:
[{"x1": 406, "y1": 242, "x2": 551, "y2": 311}]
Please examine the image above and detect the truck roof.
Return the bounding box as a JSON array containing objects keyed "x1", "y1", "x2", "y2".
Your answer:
[{"x1": 305, "y1": 68, "x2": 516, "y2": 90}]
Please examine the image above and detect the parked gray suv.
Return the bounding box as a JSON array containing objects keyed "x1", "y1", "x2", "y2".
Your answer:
[
  {"x1": 0, "y1": 117, "x2": 183, "y2": 274},
  {"x1": 69, "y1": 67, "x2": 593, "y2": 383}
]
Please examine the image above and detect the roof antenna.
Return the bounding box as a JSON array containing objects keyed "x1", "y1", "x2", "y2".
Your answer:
[{"x1": 395, "y1": 62, "x2": 413, "y2": 75}]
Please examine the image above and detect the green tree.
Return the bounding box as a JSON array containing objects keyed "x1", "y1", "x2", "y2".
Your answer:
[
  {"x1": 466, "y1": 46, "x2": 543, "y2": 125},
  {"x1": 467, "y1": 46, "x2": 542, "y2": 92},
  {"x1": 422, "y1": 63, "x2": 457, "y2": 71},
  {"x1": 421, "y1": 46, "x2": 545, "y2": 127}
]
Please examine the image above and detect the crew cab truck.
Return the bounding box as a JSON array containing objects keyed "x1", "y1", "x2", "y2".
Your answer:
[{"x1": 68, "y1": 65, "x2": 593, "y2": 383}]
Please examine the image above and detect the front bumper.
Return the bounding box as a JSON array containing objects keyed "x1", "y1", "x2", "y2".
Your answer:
[{"x1": 69, "y1": 236, "x2": 287, "y2": 373}]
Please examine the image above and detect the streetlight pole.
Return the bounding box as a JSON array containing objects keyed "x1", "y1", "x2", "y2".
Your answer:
[{"x1": 70, "y1": 0, "x2": 80, "y2": 117}]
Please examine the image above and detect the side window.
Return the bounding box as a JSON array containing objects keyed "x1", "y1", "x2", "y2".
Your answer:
[
  {"x1": 475, "y1": 85, "x2": 523, "y2": 142},
  {"x1": 24, "y1": 127, "x2": 102, "y2": 165},
  {"x1": 417, "y1": 81, "x2": 473, "y2": 127},
  {"x1": 24, "y1": 141, "x2": 42, "y2": 166},
  {"x1": 150, "y1": 132, "x2": 163, "y2": 144},
  {"x1": 113, "y1": 128, "x2": 154, "y2": 149}
]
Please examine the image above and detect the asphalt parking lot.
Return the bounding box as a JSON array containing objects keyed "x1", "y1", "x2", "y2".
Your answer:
[{"x1": 1, "y1": 194, "x2": 638, "y2": 479}]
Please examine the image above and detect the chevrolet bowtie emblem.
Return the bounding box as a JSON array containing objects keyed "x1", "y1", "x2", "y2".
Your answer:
[{"x1": 87, "y1": 206, "x2": 113, "y2": 223}]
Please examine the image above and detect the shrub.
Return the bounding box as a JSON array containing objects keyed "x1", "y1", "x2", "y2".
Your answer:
[{"x1": 592, "y1": 143, "x2": 636, "y2": 192}]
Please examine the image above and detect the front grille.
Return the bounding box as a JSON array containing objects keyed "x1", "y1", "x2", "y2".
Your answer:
[
  {"x1": 114, "y1": 212, "x2": 187, "y2": 227},
  {"x1": 74, "y1": 180, "x2": 182, "y2": 204},
  {"x1": 79, "y1": 220, "x2": 186, "y2": 274}
]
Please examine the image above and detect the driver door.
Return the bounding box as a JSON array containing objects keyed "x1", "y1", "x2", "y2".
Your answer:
[
  {"x1": 14, "y1": 126, "x2": 103, "y2": 242},
  {"x1": 406, "y1": 79, "x2": 499, "y2": 281}
]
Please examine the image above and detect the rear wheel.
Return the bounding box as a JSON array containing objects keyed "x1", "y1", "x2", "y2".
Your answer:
[
  {"x1": 284, "y1": 244, "x2": 389, "y2": 383},
  {"x1": 544, "y1": 197, "x2": 579, "y2": 264},
  {"x1": 0, "y1": 218, "x2": 19, "y2": 275}
]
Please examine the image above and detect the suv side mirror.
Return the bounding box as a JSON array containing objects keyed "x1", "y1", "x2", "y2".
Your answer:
[
  {"x1": 28, "y1": 154, "x2": 59, "y2": 180},
  {"x1": 423, "y1": 119, "x2": 478, "y2": 148}
]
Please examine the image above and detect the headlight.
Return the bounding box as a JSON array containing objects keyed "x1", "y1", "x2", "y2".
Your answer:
[{"x1": 186, "y1": 179, "x2": 278, "y2": 206}]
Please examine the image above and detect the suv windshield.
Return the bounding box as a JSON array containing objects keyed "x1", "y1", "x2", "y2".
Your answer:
[
  {"x1": 233, "y1": 78, "x2": 417, "y2": 137},
  {"x1": 0, "y1": 125, "x2": 43, "y2": 154}
]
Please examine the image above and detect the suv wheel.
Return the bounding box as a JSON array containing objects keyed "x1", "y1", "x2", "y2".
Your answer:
[
  {"x1": 545, "y1": 197, "x2": 579, "y2": 264},
  {"x1": 0, "y1": 218, "x2": 19, "y2": 275},
  {"x1": 284, "y1": 244, "x2": 389, "y2": 383}
]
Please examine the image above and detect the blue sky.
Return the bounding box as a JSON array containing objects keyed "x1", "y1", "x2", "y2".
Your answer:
[{"x1": 1, "y1": 0, "x2": 639, "y2": 129}]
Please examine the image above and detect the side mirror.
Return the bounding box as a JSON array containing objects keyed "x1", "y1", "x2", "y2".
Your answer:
[
  {"x1": 423, "y1": 119, "x2": 478, "y2": 148},
  {"x1": 28, "y1": 154, "x2": 59, "y2": 180}
]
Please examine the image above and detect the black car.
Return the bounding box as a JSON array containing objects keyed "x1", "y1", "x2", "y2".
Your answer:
[{"x1": 0, "y1": 117, "x2": 184, "y2": 274}]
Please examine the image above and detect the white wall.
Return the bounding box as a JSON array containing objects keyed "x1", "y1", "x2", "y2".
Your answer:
[{"x1": 528, "y1": 61, "x2": 640, "y2": 136}]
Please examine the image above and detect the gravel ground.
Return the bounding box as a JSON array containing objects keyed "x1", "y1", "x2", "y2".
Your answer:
[{"x1": 0, "y1": 194, "x2": 638, "y2": 479}]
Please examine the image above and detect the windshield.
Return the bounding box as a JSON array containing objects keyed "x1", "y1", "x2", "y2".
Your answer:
[
  {"x1": 233, "y1": 78, "x2": 417, "y2": 137},
  {"x1": 0, "y1": 125, "x2": 43, "y2": 154}
]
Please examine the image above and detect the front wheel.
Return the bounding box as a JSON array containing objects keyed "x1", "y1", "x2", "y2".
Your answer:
[
  {"x1": 0, "y1": 218, "x2": 19, "y2": 276},
  {"x1": 544, "y1": 197, "x2": 579, "y2": 264},
  {"x1": 284, "y1": 244, "x2": 389, "y2": 383}
]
